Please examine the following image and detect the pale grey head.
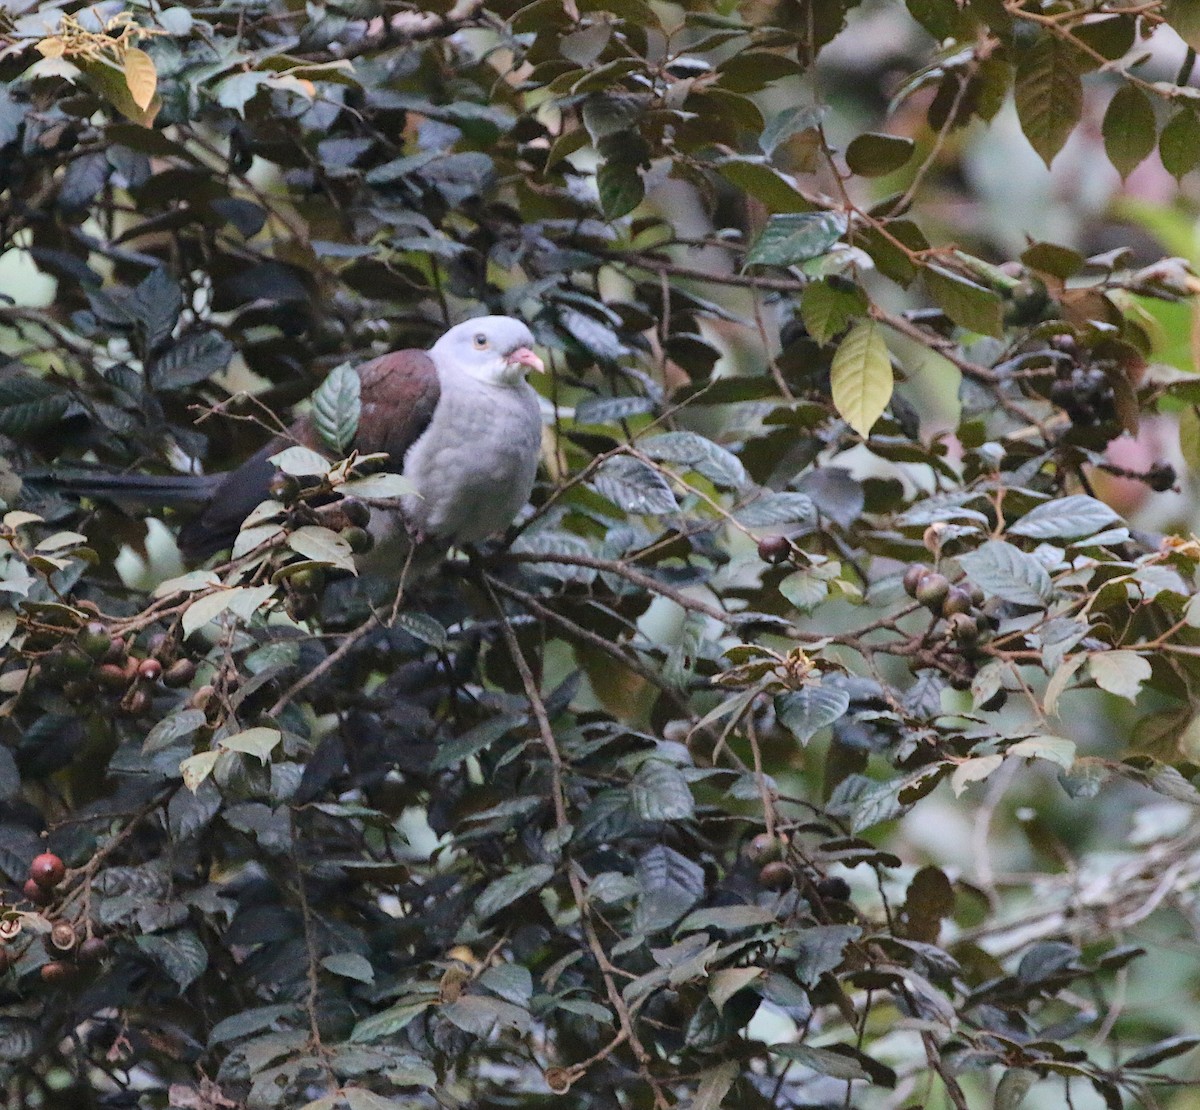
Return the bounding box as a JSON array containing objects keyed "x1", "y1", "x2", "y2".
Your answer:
[{"x1": 429, "y1": 316, "x2": 545, "y2": 385}]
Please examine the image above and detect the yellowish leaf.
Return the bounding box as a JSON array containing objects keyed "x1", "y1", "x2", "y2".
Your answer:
[
  {"x1": 36, "y1": 37, "x2": 65, "y2": 59},
  {"x1": 124, "y1": 47, "x2": 157, "y2": 111},
  {"x1": 830, "y1": 320, "x2": 893, "y2": 438}
]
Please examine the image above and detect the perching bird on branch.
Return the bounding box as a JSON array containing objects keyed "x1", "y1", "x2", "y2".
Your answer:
[{"x1": 42, "y1": 316, "x2": 546, "y2": 566}]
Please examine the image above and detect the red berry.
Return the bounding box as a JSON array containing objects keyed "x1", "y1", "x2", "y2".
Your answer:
[
  {"x1": 138, "y1": 658, "x2": 162, "y2": 682},
  {"x1": 22, "y1": 879, "x2": 51, "y2": 906},
  {"x1": 30, "y1": 853, "x2": 65, "y2": 889},
  {"x1": 77, "y1": 936, "x2": 108, "y2": 963},
  {"x1": 40, "y1": 960, "x2": 78, "y2": 984},
  {"x1": 757, "y1": 536, "x2": 790, "y2": 564}
]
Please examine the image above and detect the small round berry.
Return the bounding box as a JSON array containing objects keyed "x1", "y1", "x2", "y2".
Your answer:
[
  {"x1": 96, "y1": 663, "x2": 129, "y2": 691},
  {"x1": 340, "y1": 498, "x2": 371, "y2": 528},
  {"x1": 30, "y1": 853, "x2": 65, "y2": 889},
  {"x1": 162, "y1": 659, "x2": 197, "y2": 688},
  {"x1": 902, "y1": 564, "x2": 929, "y2": 597},
  {"x1": 815, "y1": 876, "x2": 851, "y2": 901},
  {"x1": 915, "y1": 573, "x2": 950, "y2": 611},
  {"x1": 340, "y1": 526, "x2": 374, "y2": 554},
  {"x1": 947, "y1": 611, "x2": 979, "y2": 644},
  {"x1": 40, "y1": 961, "x2": 78, "y2": 984},
  {"x1": 22, "y1": 879, "x2": 51, "y2": 906},
  {"x1": 138, "y1": 658, "x2": 163, "y2": 682},
  {"x1": 757, "y1": 536, "x2": 791, "y2": 564},
  {"x1": 941, "y1": 587, "x2": 973, "y2": 617},
  {"x1": 744, "y1": 832, "x2": 786, "y2": 866},
  {"x1": 77, "y1": 936, "x2": 108, "y2": 963},
  {"x1": 758, "y1": 861, "x2": 794, "y2": 891}
]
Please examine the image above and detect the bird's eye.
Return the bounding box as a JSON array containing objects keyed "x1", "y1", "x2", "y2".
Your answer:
[{"x1": 473, "y1": 334, "x2": 488, "y2": 349}]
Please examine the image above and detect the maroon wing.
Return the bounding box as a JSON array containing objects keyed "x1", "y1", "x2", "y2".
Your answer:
[{"x1": 178, "y1": 349, "x2": 440, "y2": 559}]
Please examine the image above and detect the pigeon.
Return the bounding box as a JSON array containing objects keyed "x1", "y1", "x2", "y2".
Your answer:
[{"x1": 43, "y1": 316, "x2": 546, "y2": 567}]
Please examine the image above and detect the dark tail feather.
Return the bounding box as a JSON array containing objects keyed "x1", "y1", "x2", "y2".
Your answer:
[{"x1": 26, "y1": 468, "x2": 224, "y2": 508}]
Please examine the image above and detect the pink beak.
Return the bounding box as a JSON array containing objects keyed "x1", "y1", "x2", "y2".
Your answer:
[{"x1": 507, "y1": 346, "x2": 546, "y2": 374}]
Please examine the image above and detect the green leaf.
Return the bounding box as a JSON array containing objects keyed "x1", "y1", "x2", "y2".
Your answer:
[
  {"x1": 830, "y1": 321, "x2": 893, "y2": 438},
  {"x1": 768, "y1": 1043, "x2": 871, "y2": 1082},
  {"x1": 845, "y1": 132, "x2": 915, "y2": 177},
  {"x1": 143, "y1": 708, "x2": 208, "y2": 755},
  {"x1": 775, "y1": 685, "x2": 850, "y2": 744},
  {"x1": 476, "y1": 863, "x2": 555, "y2": 919},
  {"x1": 717, "y1": 158, "x2": 814, "y2": 214},
  {"x1": 1123, "y1": 1033, "x2": 1200, "y2": 1070},
  {"x1": 708, "y1": 966, "x2": 762, "y2": 1011},
  {"x1": 442, "y1": 994, "x2": 530, "y2": 1036},
  {"x1": 312, "y1": 362, "x2": 361, "y2": 456},
  {"x1": 394, "y1": 611, "x2": 447, "y2": 650},
  {"x1": 288, "y1": 525, "x2": 356, "y2": 574},
  {"x1": 951, "y1": 754, "x2": 1003, "y2": 796},
  {"x1": 923, "y1": 265, "x2": 1004, "y2": 337},
  {"x1": 800, "y1": 278, "x2": 868, "y2": 344},
  {"x1": 1008, "y1": 494, "x2": 1120, "y2": 540},
  {"x1": 995, "y1": 1068, "x2": 1037, "y2": 1110},
  {"x1": 180, "y1": 750, "x2": 220, "y2": 792},
  {"x1": 0, "y1": 372, "x2": 70, "y2": 436},
  {"x1": 1102, "y1": 85, "x2": 1157, "y2": 179},
  {"x1": 1014, "y1": 34, "x2": 1082, "y2": 167},
  {"x1": 630, "y1": 760, "x2": 694, "y2": 821},
  {"x1": 219, "y1": 726, "x2": 281, "y2": 763},
  {"x1": 350, "y1": 1001, "x2": 431, "y2": 1043},
  {"x1": 270, "y1": 446, "x2": 332, "y2": 476},
  {"x1": 135, "y1": 930, "x2": 207, "y2": 991},
  {"x1": 692, "y1": 1061, "x2": 739, "y2": 1110},
  {"x1": 1089, "y1": 651, "x2": 1151, "y2": 702},
  {"x1": 597, "y1": 160, "x2": 644, "y2": 220},
  {"x1": 778, "y1": 568, "x2": 829, "y2": 613},
  {"x1": 958, "y1": 540, "x2": 1052, "y2": 606},
  {"x1": 745, "y1": 211, "x2": 847, "y2": 266},
  {"x1": 591, "y1": 456, "x2": 679, "y2": 515},
  {"x1": 429, "y1": 714, "x2": 526, "y2": 771},
  {"x1": 640, "y1": 431, "x2": 747, "y2": 488},
  {"x1": 1165, "y1": 0, "x2": 1200, "y2": 50},
  {"x1": 1159, "y1": 108, "x2": 1200, "y2": 180},
  {"x1": 321, "y1": 952, "x2": 375, "y2": 983},
  {"x1": 1007, "y1": 735, "x2": 1076, "y2": 770},
  {"x1": 735, "y1": 492, "x2": 817, "y2": 526}
]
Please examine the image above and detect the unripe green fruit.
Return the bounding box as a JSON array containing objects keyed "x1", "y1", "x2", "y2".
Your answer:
[
  {"x1": 941, "y1": 587, "x2": 973, "y2": 617},
  {"x1": 341, "y1": 526, "x2": 374, "y2": 554},
  {"x1": 915, "y1": 573, "x2": 950, "y2": 611},
  {"x1": 341, "y1": 497, "x2": 371, "y2": 527},
  {"x1": 744, "y1": 832, "x2": 786, "y2": 865},
  {"x1": 902, "y1": 564, "x2": 929, "y2": 597},
  {"x1": 162, "y1": 659, "x2": 197, "y2": 688},
  {"x1": 78, "y1": 622, "x2": 112, "y2": 660},
  {"x1": 758, "y1": 861, "x2": 794, "y2": 891}
]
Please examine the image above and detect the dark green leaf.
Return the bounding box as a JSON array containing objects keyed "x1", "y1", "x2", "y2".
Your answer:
[
  {"x1": 775, "y1": 685, "x2": 850, "y2": 744},
  {"x1": 958, "y1": 539, "x2": 1053, "y2": 606},
  {"x1": 1160, "y1": 108, "x2": 1200, "y2": 180},
  {"x1": 153, "y1": 331, "x2": 235, "y2": 391},
  {"x1": 476, "y1": 863, "x2": 555, "y2": 919},
  {"x1": 591, "y1": 456, "x2": 679, "y2": 515},
  {"x1": 745, "y1": 211, "x2": 847, "y2": 266},
  {"x1": 769, "y1": 1043, "x2": 870, "y2": 1081},
  {"x1": 1008, "y1": 495, "x2": 1120, "y2": 540},
  {"x1": 597, "y1": 160, "x2": 644, "y2": 220},
  {"x1": 923, "y1": 265, "x2": 1004, "y2": 338},
  {"x1": 1102, "y1": 85, "x2": 1157, "y2": 179},
  {"x1": 1014, "y1": 34, "x2": 1082, "y2": 167},
  {"x1": 1123, "y1": 1034, "x2": 1200, "y2": 1070},
  {"x1": 800, "y1": 278, "x2": 868, "y2": 344},
  {"x1": 312, "y1": 362, "x2": 361, "y2": 456},
  {"x1": 845, "y1": 132, "x2": 915, "y2": 177},
  {"x1": 630, "y1": 760, "x2": 694, "y2": 821}
]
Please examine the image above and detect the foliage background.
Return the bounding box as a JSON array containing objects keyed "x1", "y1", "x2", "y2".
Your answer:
[{"x1": 2, "y1": 0, "x2": 1200, "y2": 1107}]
